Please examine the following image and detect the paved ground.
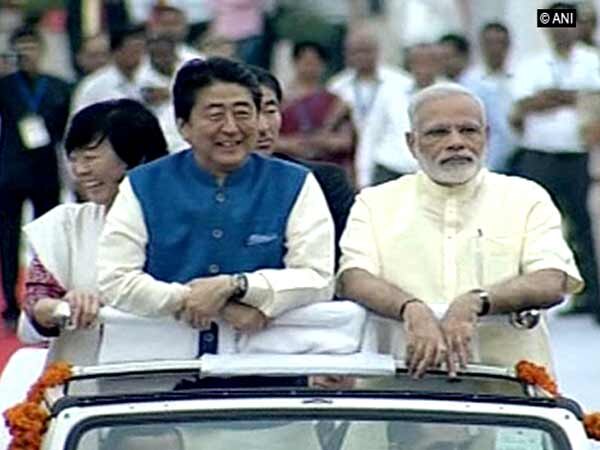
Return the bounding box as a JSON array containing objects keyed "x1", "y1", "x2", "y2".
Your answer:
[
  {"x1": 547, "y1": 310, "x2": 600, "y2": 411},
  {"x1": 547, "y1": 309, "x2": 600, "y2": 449}
]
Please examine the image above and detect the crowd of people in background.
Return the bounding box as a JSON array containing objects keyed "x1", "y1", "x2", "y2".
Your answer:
[{"x1": 1, "y1": 0, "x2": 600, "y2": 354}]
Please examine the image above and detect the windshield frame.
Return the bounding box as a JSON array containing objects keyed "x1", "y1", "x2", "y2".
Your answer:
[{"x1": 54, "y1": 397, "x2": 580, "y2": 450}]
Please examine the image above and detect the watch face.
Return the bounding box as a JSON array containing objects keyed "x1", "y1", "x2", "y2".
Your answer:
[
  {"x1": 510, "y1": 310, "x2": 541, "y2": 329},
  {"x1": 233, "y1": 274, "x2": 248, "y2": 299}
]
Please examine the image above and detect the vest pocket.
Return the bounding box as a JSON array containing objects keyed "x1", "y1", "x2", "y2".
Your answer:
[{"x1": 243, "y1": 217, "x2": 285, "y2": 248}]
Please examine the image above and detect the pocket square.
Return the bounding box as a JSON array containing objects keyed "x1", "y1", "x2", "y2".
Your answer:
[{"x1": 246, "y1": 233, "x2": 278, "y2": 246}]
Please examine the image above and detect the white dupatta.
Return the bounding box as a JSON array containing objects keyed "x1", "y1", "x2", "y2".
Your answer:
[{"x1": 20, "y1": 203, "x2": 105, "y2": 366}]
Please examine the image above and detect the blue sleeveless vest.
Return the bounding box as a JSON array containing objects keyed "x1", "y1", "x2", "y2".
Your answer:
[{"x1": 128, "y1": 151, "x2": 308, "y2": 283}]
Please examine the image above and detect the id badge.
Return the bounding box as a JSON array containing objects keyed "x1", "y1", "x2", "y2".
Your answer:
[{"x1": 18, "y1": 114, "x2": 51, "y2": 149}]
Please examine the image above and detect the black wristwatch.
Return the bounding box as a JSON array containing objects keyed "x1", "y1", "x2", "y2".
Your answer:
[
  {"x1": 471, "y1": 289, "x2": 491, "y2": 316},
  {"x1": 230, "y1": 274, "x2": 248, "y2": 301}
]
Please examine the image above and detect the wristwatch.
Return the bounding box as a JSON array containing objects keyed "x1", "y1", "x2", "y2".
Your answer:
[
  {"x1": 230, "y1": 274, "x2": 248, "y2": 301},
  {"x1": 470, "y1": 289, "x2": 491, "y2": 317},
  {"x1": 511, "y1": 309, "x2": 541, "y2": 329}
]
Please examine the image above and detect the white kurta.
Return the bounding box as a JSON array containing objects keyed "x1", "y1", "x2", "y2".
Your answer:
[{"x1": 339, "y1": 169, "x2": 583, "y2": 369}]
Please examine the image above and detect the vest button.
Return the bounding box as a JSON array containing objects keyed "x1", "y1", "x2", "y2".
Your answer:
[
  {"x1": 215, "y1": 192, "x2": 226, "y2": 203},
  {"x1": 208, "y1": 264, "x2": 220, "y2": 274},
  {"x1": 212, "y1": 228, "x2": 223, "y2": 239}
]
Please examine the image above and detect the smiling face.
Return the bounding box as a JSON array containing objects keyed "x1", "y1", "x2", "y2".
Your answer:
[
  {"x1": 68, "y1": 139, "x2": 127, "y2": 206},
  {"x1": 256, "y1": 85, "x2": 282, "y2": 153},
  {"x1": 407, "y1": 94, "x2": 486, "y2": 186},
  {"x1": 179, "y1": 81, "x2": 259, "y2": 176}
]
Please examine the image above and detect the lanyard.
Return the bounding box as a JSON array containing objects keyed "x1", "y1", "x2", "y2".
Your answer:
[
  {"x1": 16, "y1": 73, "x2": 48, "y2": 114},
  {"x1": 352, "y1": 78, "x2": 380, "y2": 120}
]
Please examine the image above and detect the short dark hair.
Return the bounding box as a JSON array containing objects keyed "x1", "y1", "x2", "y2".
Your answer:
[
  {"x1": 172, "y1": 57, "x2": 262, "y2": 122},
  {"x1": 109, "y1": 24, "x2": 145, "y2": 52},
  {"x1": 292, "y1": 41, "x2": 328, "y2": 61},
  {"x1": 9, "y1": 25, "x2": 42, "y2": 47},
  {"x1": 65, "y1": 99, "x2": 168, "y2": 168},
  {"x1": 481, "y1": 22, "x2": 510, "y2": 36},
  {"x1": 438, "y1": 33, "x2": 470, "y2": 55},
  {"x1": 249, "y1": 65, "x2": 282, "y2": 103}
]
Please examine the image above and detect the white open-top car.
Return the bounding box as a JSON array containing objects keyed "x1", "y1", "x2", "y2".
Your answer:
[{"x1": 30, "y1": 353, "x2": 594, "y2": 450}]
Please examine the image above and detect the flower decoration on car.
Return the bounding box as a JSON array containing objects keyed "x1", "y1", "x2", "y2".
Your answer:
[
  {"x1": 516, "y1": 360, "x2": 600, "y2": 441},
  {"x1": 3, "y1": 361, "x2": 72, "y2": 450},
  {"x1": 515, "y1": 360, "x2": 559, "y2": 396}
]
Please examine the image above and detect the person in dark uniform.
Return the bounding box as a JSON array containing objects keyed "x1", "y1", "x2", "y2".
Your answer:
[{"x1": 0, "y1": 26, "x2": 72, "y2": 325}]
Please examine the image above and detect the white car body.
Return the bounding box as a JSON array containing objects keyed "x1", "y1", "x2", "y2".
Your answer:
[{"x1": 34, "y1": 355, "x2": 593, "y2": 450}]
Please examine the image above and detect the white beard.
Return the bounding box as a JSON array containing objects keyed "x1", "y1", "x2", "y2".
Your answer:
[{"x1": 416, "y1": 151, "x2": 482, "y2": 186}]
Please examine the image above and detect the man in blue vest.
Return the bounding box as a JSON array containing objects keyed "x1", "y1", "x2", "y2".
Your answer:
[{"x1": 97, "y1": 57, "x2": 335, "y2": 351}]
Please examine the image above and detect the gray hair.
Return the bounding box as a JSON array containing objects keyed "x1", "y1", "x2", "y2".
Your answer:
[{"x1": 407, "y1": 82, "x2": 487, "y2": 129}]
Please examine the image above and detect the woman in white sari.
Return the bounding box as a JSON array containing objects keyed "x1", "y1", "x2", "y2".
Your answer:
[{"x1": 18, "y1": 99, "x2": 168, "y2": 365}]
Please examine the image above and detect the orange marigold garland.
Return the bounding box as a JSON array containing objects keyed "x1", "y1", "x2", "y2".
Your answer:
[
  {"x1": 3, "y1": 361, "x2": 72, "y2": 450},
  {"x1": 516, "y1": 359, "x2": 600, "y2": 441},
  {"x1": 584, "y1": 413, "x2": 600, "y2": 441},
  {"x1": 515, "y1": 360, "x2": 559, "y2": 396}
]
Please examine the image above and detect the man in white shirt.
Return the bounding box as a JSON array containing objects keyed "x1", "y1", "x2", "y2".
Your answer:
[
  {"x1": 145, "y1": 4, "x2": 204, "y2": 63},
  {"x1": 404, "y1": 42, "x2": 443, "y2": 93},
  {"x1": 439, "y1": 32, "x2": 510, "y2": 175},
  {"x1": 128, "y1": 0, "x2": 214, "y2": 45},
  {"x1": 437, "y1": 33, "x2": 471, "y2": 84},
  {"x1": 462, "y1": 22, "x2": 517, "y2": 173},
  {"x1": 510, "y1": 1, "x2": 600, "y2": 315},
  {"x1": 136, "y1": 34, "x2": 188, "y2": 152},
  {"x1": 328, "y1": 23, "x2": 414, "y2": 187},
  {"x1": 97, "y1": 58, "x2": 334, "y2": 350},
  {"x1": 338, "y1": 83, "x2": 582, "y2": 378},
  {"x1": 71, "y1": 25, "x2": 146, "y2": 114}
]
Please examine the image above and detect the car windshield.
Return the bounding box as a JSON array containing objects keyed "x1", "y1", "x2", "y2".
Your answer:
[{"x1": 71, "y1": 413, "x2": 569, "y2": 450}]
